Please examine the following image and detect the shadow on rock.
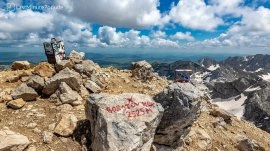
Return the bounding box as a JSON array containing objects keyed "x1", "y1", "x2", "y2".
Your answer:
[{"x1": 73, "y1": 119, "x2": 92, "y2": 151}]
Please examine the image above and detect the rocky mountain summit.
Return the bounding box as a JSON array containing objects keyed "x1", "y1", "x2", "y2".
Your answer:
[{"x1": 1, "y1": 52, "x2": 270, "y2": 150}]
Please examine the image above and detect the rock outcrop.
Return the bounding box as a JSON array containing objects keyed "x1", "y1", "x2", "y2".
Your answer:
[
  {"x1": 84, "y1": 80, "x2": 101, "y2": 93},
  {"x1": 74, "y1": 60, "x2": 99, "y2": 77},
  {"x1": 244, "y1": 81, "x2": 270, "y2": 132},
  {"x1": 0, "y1": 130, "x2": 30, "y2": 151},
  {"x1": 153, "y1": 83, "x2": 204, "y2": 147},
  {"x1": 69, "y1": 50, "x2": 85, "y2": 64},
  {"x1": 11, "y1": 83, "x2": 38, "y2": 101},
  {"x1": 27, "y1": 75, "x2": 45, "y2": 92},
  {"x1": 57, "y1": 82, "x2": 83, "y2": 106},
  {"x1": 32, "y1": 62, "x2": 55, "y2": 78},
  {"x1": 85, "y1": 93, "x2": 164, "y2": 151},
  {"x1": 11, "y1": 61, "x2": 31, "y2": 70},
  {"x1": 42, "y1": 68, "x2": 82, "y2": 96},
  {"x1": 131, "y1": 60, "x2": 155, "y2": 81}
]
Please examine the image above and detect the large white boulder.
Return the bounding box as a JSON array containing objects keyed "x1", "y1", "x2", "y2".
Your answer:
[{"x1": 85, "y1": 93, "x2": 164, "y2": 151}]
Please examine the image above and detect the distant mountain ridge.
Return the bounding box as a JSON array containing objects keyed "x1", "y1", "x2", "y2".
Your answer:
[{"x1": 153, "y1": 54, "x2": 270, "y2": 82}]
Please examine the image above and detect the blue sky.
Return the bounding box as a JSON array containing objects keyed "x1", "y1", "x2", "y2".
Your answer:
[{"x1": 0, "y1": 0, "x2": 270, "y2": 54}]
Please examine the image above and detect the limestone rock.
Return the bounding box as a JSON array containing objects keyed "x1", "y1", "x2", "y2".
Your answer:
[
  {"x1": 58, "y1": 82, "x2": 83, "y2": 105},
  {"x1": 42, "y1": 68, "x2": 82, "y2": 96},
  {"x1": 27, "y1": 75, "x2": 45, "y2": 92},
  {"x1": 74, "y1": 60, "x2": 98, "y2": 77},
  {"x1": 32, "y1": 62, "x2": 55, "y2": 78},
  {"x1": 69, "y1": 50, "x2": 85, "y2": 64},
  {"x1": 85, "y1": 93, "x2": 164, "y2": 151},
  {"x1": 56, "y1": 104, "x2": 73, "y2": 112},
  {"x1": 43, "y1": 131, "x2": 54, "y2": 144},
  {"x1": 153, "y1": 83, "x2": 203, "y2": 147},
  {"x1": 6, "y1": 75, "x2": 21, "y2": 83},
  {"x1": 7, "y1": 98, "x2": 26, "y2": 109},
  {"x1": 80, "y1": 85, "x2": 90, "y2": 99},
  {"x1": 186, "y1": 128, "x2": 212, "y2": 150},
  {"x1": 131, "y1": 60, "x2": 154, "y2": 81},
  {"x1": 54, "y1": 113, "x2": 77, "y2": 137},
  {"x1": 11, "y1": 83, "x2": 38, "y2": 101},
  {"x1": 11, "y1": 61, "x2": 30, "y2": 70},
  {"x1": 84, "y1": 80, "x2": 101, "y2": 93},
  {"x1": 237, "y1": 138, "x2": 265, "y2": 151},
  {"x1": 55, "y1": 60, "x2": 74, "y2": 72},
  {"x1": 0, "y1": 130, "x2": 30, "y2": 151}
]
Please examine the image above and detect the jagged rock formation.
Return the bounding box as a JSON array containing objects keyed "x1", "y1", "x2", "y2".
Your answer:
[
  {"x1": 244, "y1": 81, "x2": 270, "y2": 132},
  {"x1": 153, "y1": 83, "x2": 204, "y2": 148},
  {"x1": 131, "y1": 60, "x2": 155, "y2": 81},
  {"x1": 85, "y1": 93, "x2": 164, "y2": 151},
  {"x1": 42, "y1": 68, "x2": 82, "y2": 96}
]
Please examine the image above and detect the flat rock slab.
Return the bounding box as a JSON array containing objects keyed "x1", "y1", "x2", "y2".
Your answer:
[
  {"x1": 0, "y1": 130, "x2": 30, "y2": 151},
  {"x1": 85, "y1": 93, "x2": 164, "y2": 151}
]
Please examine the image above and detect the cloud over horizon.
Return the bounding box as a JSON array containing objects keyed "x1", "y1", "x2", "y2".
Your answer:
[{"x1": 0, "y1": 0, "x2": 270, "y2": 52}]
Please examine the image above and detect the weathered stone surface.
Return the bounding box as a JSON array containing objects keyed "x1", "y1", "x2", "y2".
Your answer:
[
  {"x1": 56, "y1": 104, "x2": 73, "y2": 112},
  {"x1": 33, "y1": 62, "x2": 55, "y2": 78},
  {"x1": 27, "y1": 75, "x2": 45, "y2": 92},
  {"x1": 55, "y1": 60, "x2": 74, "y2": 72},
  {"x1": 80, "y1": 85, "x2": 89, "y2": 99},
  {"x1": 69, "y1": 50, "x2": 85, "y2": 64},
  {"x1": 0, "y1": 130, "x2": 30, "y2": 151},
  {"x1": 54, "y1": 113, "x2": 77, "y2": 137},
  {"x1": 74, "y1": 60, "x2": 98, "y2": 77},
  {"x1": 11, "y1": 61, "x2": 30, "y2": 70},
  {"x1": 0, "y1": 90, "x2": 12, "y2": 103},
  {"x1": 131, "y1": 60, "x2": 155, "y2": 81},
  {"x1": 236, "y1": 138, "x2": 265, "y2": 151},
  {"x1": 58, "y1": 82, "x2": 83, "y2": 105},
  {"x1": 84, "y1": 80, "x2": 101, "y2": 93},
  {"x1": 42, "y1": 68, "x2": 82, "y2": 96},
  {"x1": 185, "y1": 128, "x2": 212, "y2": 150},
  {"x1": 6, "y1": 75, "x2": 21, "y2": 83},
  {"x1": 43, "y1": 131, "x2": 54, "y2": 144},
  {"x1": 11, "y1": 83, "x2": 38, "y2": 101},
  {"x1": 153, "y1": 83, "x2": 203, "y2": 147},
  {"x1": 85, "y1": 93, "x2": 164, "y2": 151},
  {"x1": 7, "y1": 98, "x2": 26, "y2": 109}
]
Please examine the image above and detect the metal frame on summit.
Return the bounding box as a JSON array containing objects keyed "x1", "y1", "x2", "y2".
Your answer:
[{"x1": 175, "y1": 69, "x2": 192, "y2": 83}]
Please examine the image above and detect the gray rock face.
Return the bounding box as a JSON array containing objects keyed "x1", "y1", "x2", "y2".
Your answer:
[
  {"x1": 27, "y1": 75, "x2": 45, "y2": 92},
  {"x1": 85, "y1": 93, "x2": 164, "y2": 151},
  {"x1": 84, "y1": 80, "x2": 101, "y2": 93},
  {"x1": 236, "y1": 138, "x2": 265, "y2": 151},
  {"x1": 0, "y1": 130, "x2": 30, "y2": 151},
  {"x1": 11, "y1": 61, "x2": 30, "y2": 70},
  {"x1": 244, "y1": 82, "x2": 270, "y2": 132},
  {"x1": 74, "y1": 60, "x2": 98, "y2": 77},
  {"x1": 69, "y1": 50, "x2": 85, "y2": 64},
  {"x1": 131, "y1": 60, "x2": 155, "y2": 81},
  {"x1": 58, "y1": 82, "x2": 83, "y2": 105},
  {"x1": 42, "y1": 68, "x2": 82, "y2": 96},
  {"x1": 55, "y1": 60, "x2": 74, "y2": 72},
  {"x1": 11, "y1": 83, "x2": 38, "y2": 101},
  {"x1": 153, "y1": 83, "x2": 203, "y2": 147},
  {"x1": 210, "y1": 77, "x2": 256, "y2": 99}
]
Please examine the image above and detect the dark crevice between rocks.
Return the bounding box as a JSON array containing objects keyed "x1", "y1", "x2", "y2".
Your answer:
[{"x1": 72, "y1": 119, "x2": 92, "y2": 151}]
